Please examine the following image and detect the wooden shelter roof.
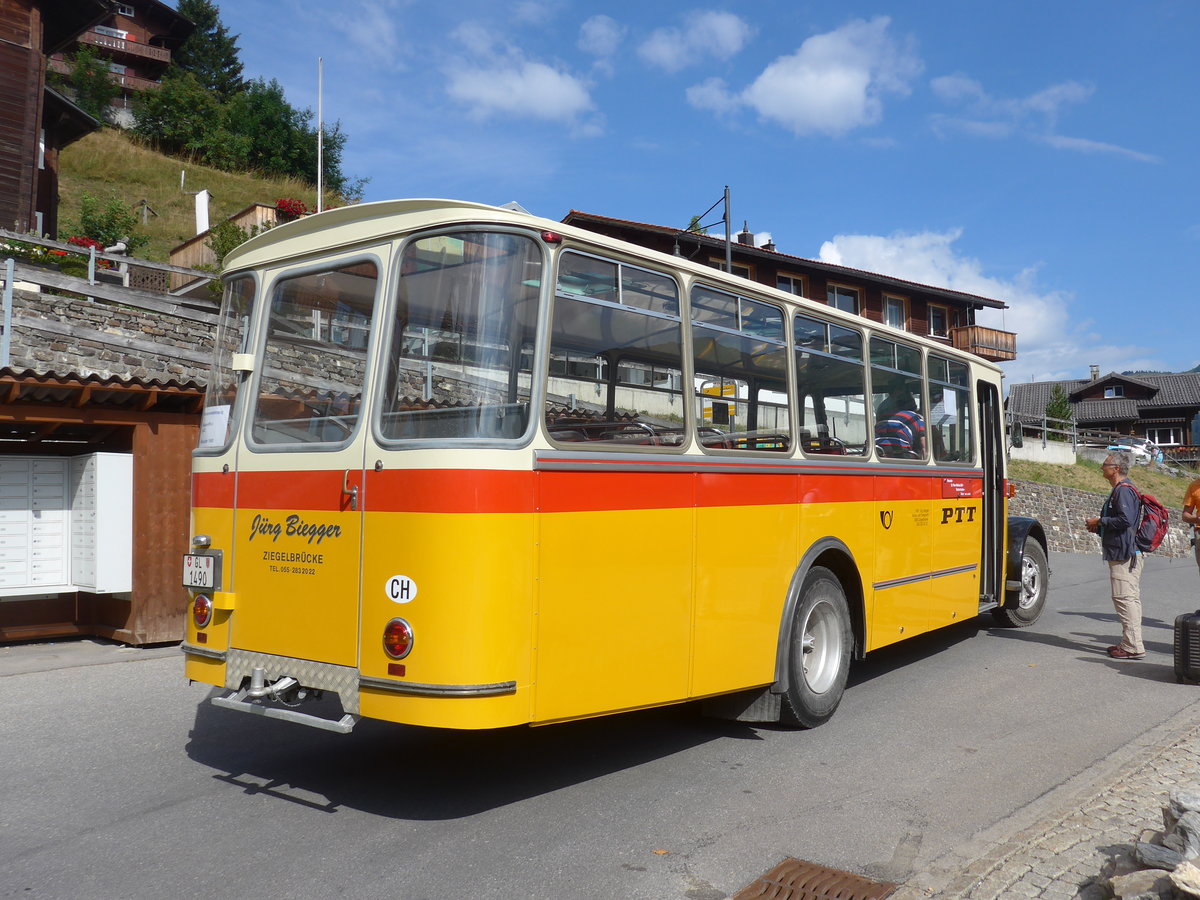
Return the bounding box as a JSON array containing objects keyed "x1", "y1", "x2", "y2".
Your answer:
[{"x1": 0, "y1": 368, "x2": 204, "y2": 452}]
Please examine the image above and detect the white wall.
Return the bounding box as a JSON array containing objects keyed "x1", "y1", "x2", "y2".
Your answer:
[{"x1": 1009, "y1": 439, "x2": 1077, "y2": 465}]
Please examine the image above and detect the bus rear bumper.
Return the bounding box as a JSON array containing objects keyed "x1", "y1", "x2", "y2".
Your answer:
[{"x1": 211, "y1": 684, "x2": 359, "y2": 733}]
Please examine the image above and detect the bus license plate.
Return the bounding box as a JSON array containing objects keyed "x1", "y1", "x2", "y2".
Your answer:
[{"x1": 183, "y1": 554, "x2": 215, "y2": 589}]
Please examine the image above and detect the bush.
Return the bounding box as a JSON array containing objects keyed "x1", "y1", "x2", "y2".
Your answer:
[{"x1": 68, "y1": 192, "x2": 148, "y2": 255}]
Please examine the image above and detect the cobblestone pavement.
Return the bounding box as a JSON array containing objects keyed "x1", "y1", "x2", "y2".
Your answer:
[{"x1": 894, "y1": 706, "x2": 1200, "y2": 900}]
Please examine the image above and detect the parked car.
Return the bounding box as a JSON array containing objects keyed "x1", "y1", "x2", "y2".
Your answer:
[{"x1": 1107, "y1": 436, "x2": 1159, "y2": 461}]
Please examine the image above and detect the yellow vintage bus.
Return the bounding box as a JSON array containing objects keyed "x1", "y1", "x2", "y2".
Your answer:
[{"x1": 182, "y1": 199, "x2": 1048, "y2": 733}]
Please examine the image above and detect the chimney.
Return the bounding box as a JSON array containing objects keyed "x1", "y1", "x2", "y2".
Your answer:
[
  {"x1": 195, "y1": 189, "x2": 211, "y2": 234},
  {"x1": 1089, "y1": 365, "x2": 1099, "y2": 381},
  {"x1": 736, "y1": 219, "x2": 754, "y2": 245}
]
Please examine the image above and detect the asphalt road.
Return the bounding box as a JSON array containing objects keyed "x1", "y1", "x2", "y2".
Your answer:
[{"x1": 3, "y1": 550, "x2": 1200, "y2": 900}]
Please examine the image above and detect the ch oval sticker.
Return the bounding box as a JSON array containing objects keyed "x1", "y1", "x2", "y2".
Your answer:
[{"x1": 385, "y1": 575, "x2": 417, "y2": 604}]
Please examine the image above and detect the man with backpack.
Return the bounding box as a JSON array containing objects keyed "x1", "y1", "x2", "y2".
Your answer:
[{"x1": 1085, "y1": 451, "x2": 1145, "y2": 659}]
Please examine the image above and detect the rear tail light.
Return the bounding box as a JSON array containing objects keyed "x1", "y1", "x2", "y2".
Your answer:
[
  {"x1": 192, "y1": 594, "x2": 213, "y2": 628},
  {"x1": 1004, "y1": 479, "x2": 1017, "y2": 499},
  {"x1": 383, "y1": 618, "x2": 414, "y2": 659}
]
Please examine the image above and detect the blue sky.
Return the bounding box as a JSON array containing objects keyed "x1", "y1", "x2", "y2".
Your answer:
[{"x1": 200, "y1": 1, "x2": 1199, "y2": 386}]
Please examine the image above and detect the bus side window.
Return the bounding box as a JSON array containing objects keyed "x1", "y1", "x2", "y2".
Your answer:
[
  {"x1": 794, "y1": 315, "x2": 867, "y2": 456},
  {"x1": 691, "y1": 287, "x2": 791, "y2": 452},
  {"x1": 930, "y1": 356, "x2": 974, "y2": 464},
  {"x1": 870, "y1": 338, "x2": 926, "y2": 460},
  {"x1": 545, "y1": 252, "x2": 685, "y2": 447}
]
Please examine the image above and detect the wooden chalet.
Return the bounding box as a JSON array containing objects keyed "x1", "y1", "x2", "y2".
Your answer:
[
  {"x1": 0, "y1": 0, "x2": 111, "y2": 237},
  {"x1": 46, "y1": 0, "x2": 193, "y2": 126},
  {"x1": 1008, "y1": 369, "x2": 1200, "y2": 453}
]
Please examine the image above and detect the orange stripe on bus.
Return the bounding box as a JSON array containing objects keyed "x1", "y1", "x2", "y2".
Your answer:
[
  {"x1": 193, "y1": 472, "x2": 235, "y2": 508},
  {"x1": 192, "y1": 468, "x2": 978, "y2": 514},
  {"x1": 371, "y1": 469, "x2": 538, "y2": 513}
]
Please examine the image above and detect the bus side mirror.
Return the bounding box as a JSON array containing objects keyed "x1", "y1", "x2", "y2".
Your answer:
[{"x1": 1010, "y1": 431, "x2": 1023, "y2": 448}]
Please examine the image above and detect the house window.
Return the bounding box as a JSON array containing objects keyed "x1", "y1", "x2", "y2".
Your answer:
[
  {"x1": 884, "y1": 296, "x2": 907, "y2": 330},
  {"x1": 117, "y1": 3, "x2": 135, "y2": 16},
  {"x1": 827, "y1": 285, "x2": 859, "y2": 314},
  {"x1": 709, "y1": 259, "x2": 752, "y2": 280},
  {"x1": 928, "y1": 304, "x2": 949, "y2": 338},
  {"x1": 1147, "y1": 427, "x2": 1182, "y2": 446},
  {"x1": 1104, "y1": 386, "x2": 1125, "y2": 398},
  {"x1": 777, "y1": 274, "x2": 805, "y2": 297}
]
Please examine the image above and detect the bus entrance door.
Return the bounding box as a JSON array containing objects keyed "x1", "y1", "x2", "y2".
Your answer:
[{"x1": 227, "y1": 258, "x2": 378, "y2": 670}]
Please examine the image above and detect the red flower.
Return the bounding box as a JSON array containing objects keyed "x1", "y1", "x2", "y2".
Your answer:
[{"x1": 275, "y1": 198, "x2": 310, "y2": 220}]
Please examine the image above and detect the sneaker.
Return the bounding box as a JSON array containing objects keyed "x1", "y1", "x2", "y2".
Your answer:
[{"x1": 1107, "y1": 645, "x2": 1145, "y2": 660}]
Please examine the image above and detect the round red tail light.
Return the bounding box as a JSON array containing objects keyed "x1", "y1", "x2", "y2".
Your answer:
[
  {"x1": 383, "y1": 618, "x2": 414, "y2": 659},
  {"x1": 192, "y1": 594, "x2": 213, "y2": 628}
]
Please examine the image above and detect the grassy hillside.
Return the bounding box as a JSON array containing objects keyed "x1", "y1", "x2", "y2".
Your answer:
[
  {"x1": 1010, "y1": 457, "x2": 1193, "y2": 499},
  {"x1": 57, "y1": 129, "x2": 340, "y2": 262}
]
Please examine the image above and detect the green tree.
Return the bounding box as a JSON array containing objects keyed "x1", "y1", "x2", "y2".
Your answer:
[
  {"x1": 686, "y1": 215, "x2": 709, "y2": 235},
  {"x1": 173, "y1": 0, "x2": 245, "y2": 100},
  {"x1": 132, "y1": 70, "x2": 222, "y2": 156},
  {"x1": 223, "y1": 79, "x2": 351, "y2": 195},
  {"x1": 68, "y1": 191, "x2": 149, "y2": 255},
  {"x1": 1045, "y1": 385, "x2": 1073, "y2": 441},
  {"x1": 57, "y1": 44, "x2": 119, "y2": 121}
]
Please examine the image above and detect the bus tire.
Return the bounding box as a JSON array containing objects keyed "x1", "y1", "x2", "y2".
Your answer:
[
  {"x1": 782, "y1": 566, "x2": 852, "y2": 729},
  {"x1": 992, "y1": 540, "x2": 1048, "y2": 627}
]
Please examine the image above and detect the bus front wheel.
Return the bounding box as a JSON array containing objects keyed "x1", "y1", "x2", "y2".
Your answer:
[
  {"x1": 783, "y1": 566, "x2": 852, "y2": 728},
  {"x1": 992, "y1": 540, "x2": 1048, "y2": 627}
]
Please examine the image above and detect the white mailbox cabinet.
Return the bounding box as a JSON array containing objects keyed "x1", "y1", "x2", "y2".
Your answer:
[
  {"x1": 0, "y1": 453, "x2": 132, "y2": 597},
  {"x1": 70, "y1": 453, "x2": 133, "y2": 593}
]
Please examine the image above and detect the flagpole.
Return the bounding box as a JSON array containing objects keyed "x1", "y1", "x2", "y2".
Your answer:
[{"x1": 316, "y1": 57, "x2": 324, "y2": 213}]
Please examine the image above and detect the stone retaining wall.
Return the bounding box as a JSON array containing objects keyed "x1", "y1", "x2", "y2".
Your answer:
[
  {"x1": 1010, "y1": 478, "x2": 1195, "y2": 559},
  {"x1": 7, "y1": 286, "x2": 213, "y2": 382}
]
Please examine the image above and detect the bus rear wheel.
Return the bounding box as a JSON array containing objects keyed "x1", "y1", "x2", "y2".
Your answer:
[
  {"x1": 992, "y1": 540, "x2": 1048, "y2": 627},
  {"x1": 783, "y1": 566, "x2": 852, "y2": 728}
]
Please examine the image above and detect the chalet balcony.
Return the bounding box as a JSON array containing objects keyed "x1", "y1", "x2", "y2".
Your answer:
[
  {"x1": 77, "y1": 30, "x2": 171, "y2": 65},
  {"x1": 47, "y1": 60, "x2": 166, "y2": 97},
  {"x1": 950, "y1": 324, "x2": 1017, "y2": 362}
]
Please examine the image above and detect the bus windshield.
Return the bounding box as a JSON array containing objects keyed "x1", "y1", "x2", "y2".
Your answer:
[{"x1": 378, "y1": 231, "x2": 541, "y2": 442}]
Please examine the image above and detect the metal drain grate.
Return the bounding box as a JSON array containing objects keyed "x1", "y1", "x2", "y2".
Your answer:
[{"x1": 731, "y1": 857, "x2": 897, "y2": 900}]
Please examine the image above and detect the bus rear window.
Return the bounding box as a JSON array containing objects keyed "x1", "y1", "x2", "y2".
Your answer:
[
  {"x1": 378, "y1": 232, "x2": 541, "y2": 442},
  {"x1": 250, "y1": 261, "x2": 378, "y2": 447}
]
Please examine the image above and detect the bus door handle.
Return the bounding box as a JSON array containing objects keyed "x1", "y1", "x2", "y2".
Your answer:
[{"x1": 342, "y1": 469, "x2": 359, "y2": 510}]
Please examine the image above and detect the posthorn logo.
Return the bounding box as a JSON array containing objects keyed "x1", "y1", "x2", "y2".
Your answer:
[{"x1": 880, "y1": 510, "x2": 894, "y2": 530}]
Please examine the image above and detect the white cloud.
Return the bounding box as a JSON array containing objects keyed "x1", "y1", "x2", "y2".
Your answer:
[
  {"x1": 1039, "y1": 134, "x2": 1161, "y2": 163},
  {"x1": 638, "y1": 11, "x2": 754, "y2": 73},
  {"x1": 579, "y1": 15, "x2": 625, "y2": 58},
  {"x1": 930, "y1": 73, "x2": 1160, "y2": 162},
  {"x1": 444, "y1": 25, "x2": 595, "y2": 128},
  {"x1": 327, "y1": 1, "x2": 406, "y2": 69},
  {"x1": 514, "y1": 1, "x2": 555, "y2": 24},
  {"x1": 686, "y1": 77, "x2": 741, "y2": 116},
  {"x1": 688, "y1": 17, "x2": 922, "y2": 137},
  {"x1": 446, "y1": 61, "x2": 594, "y2": 122},
  {"x1": 816, "y1": 229, "x2": 1154, "y2": 384}
]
